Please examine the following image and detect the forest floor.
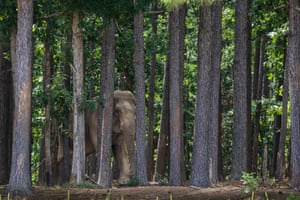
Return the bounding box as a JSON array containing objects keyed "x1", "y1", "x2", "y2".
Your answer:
[{"x1": 1, "y1": 181, "x2": 300, "y2": 200}]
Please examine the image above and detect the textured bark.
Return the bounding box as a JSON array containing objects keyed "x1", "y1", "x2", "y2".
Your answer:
[
  {"x1": 168, "y1": 7, "x2": 184, "y2": 186},
  {"x1": 179, "y1": 4, "x2": 187, "y2": 183},
  {"x1": 8, "y1": 0, "x2": 33, "y2": 196},
  {"x1": 134, "y1": 10, "x2": 148, "y2": 185},
  {"x1": 271, "y1": 96, "x2": 281, "y2": 176},
  {"x1": 43, "y1": 33, "x2": 53, "y2": 186},
  {"x1": 232, "y1": 0, "x2": 251, "y2": 180},
  {"x1": 287, "y1": 0, "x2": 300, "y2": 188},
  {"x1": 97, "y1": 18, "x2": 115, "y2": 188},
  {"x1": 147, "y1": 8, "x2": 158, "y2": 181},
  {"x1": 155, "y1": 56, "x2": 170, "y2": 179},
  {"x1": 191, "y1": 4, "x2": 212, "y2": 187},
  {"x1": 71, "y1": 11, "x2": 85, "y2": 185},
  {"x1": 191, "y1": 1, "x2": 222, "y2": 186},
  {"x1": 59, "y1": 22, "x2": 72, "y2": 184},
  {"x1": 251, "y1": 38, "x2": 265, "y2": 172},
  {"x1": 210, "y1": 0, "x2": 222, "y2": 185}
]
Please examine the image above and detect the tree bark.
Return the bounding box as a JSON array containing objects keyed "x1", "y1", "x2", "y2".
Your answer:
[
  {"x1": 179, "y1": 4, "x2": 187, "y2": 183},
  {"x1": 210, "y1": 0, "x2": 222, "y2": 184},
  {"x1": 71, "y1": 10, "x2": 85, "y2": 185},
  {"x1": 232, "y1": 0, "x2": 251, "y2": 180},
  {"x1": 155, "y1": 55, "x2": 170, "y2": 180},
  {"x1": 287, "y1": 0, "x2": 300, "y2": 188},
  {"x1": 252, "y1": 38, "x2": 265, "y2": 172},
  {"x1": 134, "y1": 10, "x2": 148, "y2": 185},
  {"x1": 168, "y1": 6, "x2": 184, "y2": 186},
  {"x1": 59, "y1": 19, "x2": 72, "y2": 184},
  {"x1": 43, "y1": 30, "x2": 53, "y2": 186},
  {"x1": 147, "y1": 7, "x2": 158, "y2": 181},
  {"x1": 97, "y1": 18, "x2": 115, "y2": 188},
  {"x1": 191, "y1": 3, "x2": 213, "y2": 187},
  {"x1": 8, "y1": 0, "x2": 33, "y2": 196}
]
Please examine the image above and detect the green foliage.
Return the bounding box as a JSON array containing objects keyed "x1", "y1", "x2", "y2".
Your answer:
[
  {"x1": 154, "y1": 173, "x2": 169, "y2": 185},
  {"x1": 287, "y1": 193, "x2": 300, "y2": 200},
  {"x1": 241, "y1": 172, "x2": 259, "y2": 194},
  {"x1": 126, "y1": 176, "x2": 140, "y2": 187},
  {"x1": 161, "y1": 0, "x2": 186, "y2": 10}
]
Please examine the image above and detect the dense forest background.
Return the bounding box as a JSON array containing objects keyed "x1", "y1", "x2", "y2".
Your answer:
[{"x1": 1, "y1": 0, "x2": 300, "y2": 197}]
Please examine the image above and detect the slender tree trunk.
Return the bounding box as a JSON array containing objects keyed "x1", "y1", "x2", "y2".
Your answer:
[
  {"x1": 210, "y1": 0, "x2": 222, "y2": 184},
  {"x1": 97, "y1": 18, "x2": 115, "y2": 188},
  {"x1": 71, "y1": 10, "x2": 85, "y2": 185},
  {"x1": 86, "y1": 41, "x2": 97, "y2": 178},
  {"x1": 59, "y1": 20, "x2": 72, "y2": 184},
  {"x1": 8, "y1": 0, "x2": 33, "y2": 196},
  {"x1": 168, "y1": 6, "x2": 184, "y2": 186},
  {"x1": 0, "y1": 45, "x2": 12, "y2": 185},
  {"x1": 252, "y1": 38, "x2": 265, "y2": 172},
  {"x1": 232, "y1": 0, "x2": 251, "y2": 180},
  {"x1": 287, "y1": 0, "x2": 300, "y2": 188},
  {"x1": 134, "y1": 10, "x2": 148, "y2": 185},
  {"x1": 155, "y1": 56, "x2": 170, "y2": 180},
  {"x1": 179, "y1": 4, "x2": 187, "y2": 183},
  {"x1": 275, "y1": 63, "x2": 288, "y2": 181},
  {"x1": 43, "y1": 32, "x2": 53, "y2": 186},
  {"x1": 147, "y1": 8, "x2": 158, "y2": 181},
  {"x1": 271, "y1": 96, "x2": 281, "y2": 176}
]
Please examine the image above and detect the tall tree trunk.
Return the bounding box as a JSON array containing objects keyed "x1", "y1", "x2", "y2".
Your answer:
[
  {"x1": 232, "y1": 0, "x2": 251, "y2": 180},
  {"x1": 147, "y1": 7, "x2": 158, "y2": 181},
  {"x1": 59, "y1": 20, "x2": 72, "y2": 184},
  {"x1": 287, "y1": 0, "x2": 300, "y2": 188},
  {"x1": 179, "y1": 4, "x2": 187, "y2": 183},
  {"x1": 252, "y1": 38, "x2": 265, "y2": 172},
  {"x1": 155, "y1": 56, "x2": 170, "y2": 180},
  {"x1": 210, "y1": 0, "x2": 222, "y2": 184},
  {"x1": 43, "y1": 31, "x2": 53, "y2": 186},
  {"x1": 168, "y1": 6, "x2": 184, "y2": 186},
  {"x1": 8, "y1": 0, "x2": 33, "y2": 196},
  {"x1": 275, "y1": 62, "x2": 289, "y2": 181},
  {"x1": 71, "y1": 10, "x2": 85, "y2": 185},
  {"x1": 134, "y1": 10, "x2": 148, "y2": 185},
  {"x1": 271, "y1": 96, "x2": 282, "y2": 176},
  {"x1": 97, "y1": 18, "x2": 115, "y2": 188},
  {"x1": 191, "y1": 3, "x2": 213, "y2": 187},
  {"x1": 0, "y1": 45, "x2": 12, "y2": 185}
]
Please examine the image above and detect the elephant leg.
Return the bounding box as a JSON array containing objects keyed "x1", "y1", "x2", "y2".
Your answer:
[
  {"x1": 125, "y1": 130, "x2": 136, "y2": 176},
  {"x1": 114, "y1": 140, "x2": 130, "y2": 184},
  {"x1": 112, "y1": 144, "x2": 120, "y2": 180}
]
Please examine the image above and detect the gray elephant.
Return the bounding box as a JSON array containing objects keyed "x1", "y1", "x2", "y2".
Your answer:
[{"x1": 58, "y1": 90, "x2": 136, "y2": 184}]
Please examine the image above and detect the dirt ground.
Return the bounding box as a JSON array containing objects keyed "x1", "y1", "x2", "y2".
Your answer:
[{"x1": 1, "y1": 181, "x2": 300, "y2": 200}]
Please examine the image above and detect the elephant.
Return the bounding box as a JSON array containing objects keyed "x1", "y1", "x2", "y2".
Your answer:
[{"x1": 57, "y1": 90, "x2": 136, "y2": 184}]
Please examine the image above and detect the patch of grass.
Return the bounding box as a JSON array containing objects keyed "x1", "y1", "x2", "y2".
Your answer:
[
  {"x1": 241, "y1": 171, "x2": 259, "y2": 200},
  {"x1": 287, "y1": 193, "x2": 300, "y2": 200},
  {"x1": 241, "y1": 172, "x2": 258, "y2": 194}
]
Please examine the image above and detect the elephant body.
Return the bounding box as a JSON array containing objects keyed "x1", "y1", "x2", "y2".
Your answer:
[
  {"x1": 85, "y1": 90, "x2": 136, "y2": 184},
  {"x1": 57, "y1": 90, "x2": 136, "y2": 184}
]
